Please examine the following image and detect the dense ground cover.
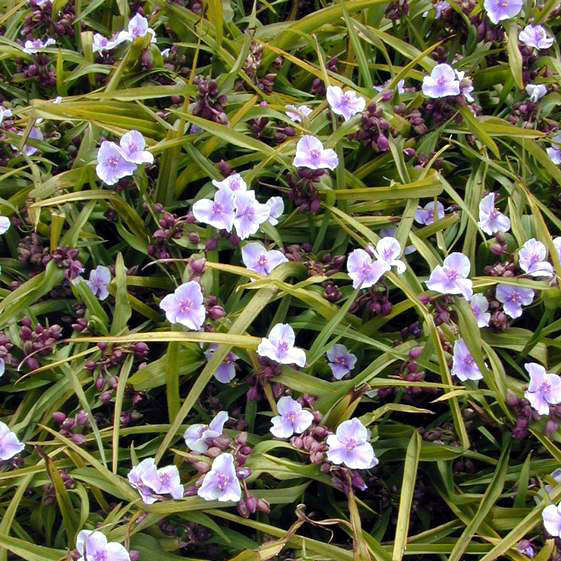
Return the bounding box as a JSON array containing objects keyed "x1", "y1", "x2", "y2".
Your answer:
[{"x1": 1, "y1": 0, "x2": 561, "y2": 560}]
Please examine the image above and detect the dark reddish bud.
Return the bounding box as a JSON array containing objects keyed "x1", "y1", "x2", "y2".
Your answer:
[
  {"x1": 208, "y1": 305, "x2": 225, "y2": 320},
  {"x1": 191, "y1": 258, "x2": 206, "y2": 274},
  {"x1": 256, "y1": 498, "x2": 270, "y2": 513},
  {"x1": 52, "y1": 411, "x2": 66, "y2": 424}
]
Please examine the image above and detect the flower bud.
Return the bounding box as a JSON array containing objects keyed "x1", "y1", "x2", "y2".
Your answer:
[
  {"x1": 257, "y1": 498, "x2": 270, "y2": 513},
  {"x1": 52, "y1": 411, "x2": 66, "y2": 424}
]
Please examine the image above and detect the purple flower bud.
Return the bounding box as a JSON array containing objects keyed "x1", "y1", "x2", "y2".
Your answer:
[
  {"x1": 237, "y1": 467, "x2": 251, "y2": 479},
  {"x1": 129, "y1": 551, "x2": 140, "y2": 561},
  {"x1": 205, "y1": 239, "x2": 218, "y2": 252},
  {"x1": 76, "y1": 410, "x2": 88, "y2": 426},
  {"x1": 100, "y1": 390, "x2": 113, "y2": 403},
  {"x1": 191, "y1": 258, "x2": 206, "y2": 274},
  {"x1": 237, "y1": 500, "x2": 250, "y2": 518},
  {"x1": 257, "y1": 498, "x2": 270, "y2": 513},
  {"x1": 208, "y1": 305, "x2": 225, "y2": 320},
  {"x1": 71, "y1": 433, "x2": 86, "y2": 445},
  {"x1": 246, "y1": 495, "x2": 258, "y2": 513},
  {"x1": 52, "y1": 411, "x2": 66, "y2": 424}
]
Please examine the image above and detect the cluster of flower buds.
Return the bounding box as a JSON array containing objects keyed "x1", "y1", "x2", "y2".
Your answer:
[
  {"x1": 287, "y1": 169, "x2": 324, "y2": 214},
  {"x1": 422, "y1": 99, "x2": 463, "y2": 128},
  {"x1": 159, "y1": 520, "x2": 211, "y2": 547},
  {"x1": 17, "y1": 233, "x2": 50, "y2": 270},
  {"x1": 385, "y1": 0, "x2": 409, "y2": 20},
  {"x1": 292, "y1": 420, "x2": 329, "y2": 464},
  {"x1": 473, "y1": 14, "x2": 505, "y2": 43},
  {"x1": 307, "y1": 253, "x2": 345, "y2": 277},
  {"x1": 162, "y1": 46, "x2": 191, "y2": 80},
  {"x1": 400, "y1": 321, "x2": 422, "y2": 340},
  {"x1": 19, "y1": 318, "x2": 62, "y2": 370},
  {"x1": 204, "y1": 295, "x2": 225, "y2": 321},
  {"x1": 246, "y1": 357, "x2": 282, "y2": 401},
  {"x1": 18, "y1": 54, "x2": 56, "y2": 88},
  {"x1": 0, "y1": 333, "x2": 15, "y2": 373},
  {"x1": 323, "y1": 281, "x2": 343, "y2": 303},
  {"x1": 283, "y1": 243, "x2": 309, "y2": 262},
  {"x1": 192, "y1": 77, "x2": 228, "y2": 125},
  {"x1": 147, "y1": 207, "x2": 185, "y2": 259},
  {"x1": 483, "y1": 260, "x2": 516, "y2": 277},
  {"x1": 352, "y1": 102, "x2": 390, "y2": 152},
  {"x1": 506, "y1": 390, "x2": 535, "y2": 440},
  {"x1": 69, "y1": 304, "x2": 88, "y2": 333},
  {"x1": 43, "y1": 469, "x2": 75, "y2": 504},
  {"x1": 311, "y1": 58, "x2": 337, "y2": 96},
  {"x1": 331, "y1": 467, "x2": 368, "y2": 493},
  {"x1": 248, "y1": 113, "x2": 296, "y2": 145},
  {"x1": 237, "y1": 493, "x2": 271, "y2": 518},
  {"x1": 352, "y1": 288, "x2": 393, "y2": 317},
  {"x1": 50, "y1": 247, "x2": 85, "y2": 281},
  {"x1": 52, "y1": 410, "x2": 90, "y2": 445},
  {"x1": 23, "y1": 1, "x2": 75, "y2": 39},
  {"x1": 395, "y1": 105, "x2": 429, "y2": 136}
]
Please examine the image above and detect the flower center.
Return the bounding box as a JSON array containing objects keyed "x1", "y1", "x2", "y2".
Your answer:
[
  {"x1": 159, "y1": 473, "x2": 170, "y2": 486},
  {"x1": 309, "y1": 149, "x2": 321, "y2": 162},
  {"x1": 91, "y1": 551, "x2": 107, "y2": 561},
  {"x1": 213, "y1": 202, "x2": 224, "y2": 215},
  {"x1": 257, "y1": 255, "x2": 268, "y2": 267},
  {"x1": 509, "y1": 291, "x2": 520, "y2": 303},
  {"x1": 344, "y1": 438, "x2": 358, "y2": 451},
  {"x1": 277, "y1": 341, "x2": 289, "y2": 355},
  {"x1": 336, "y1": 356, "x2": 348, "y2": 367},
  {"x1": 216, "y1": 472, "x2": 231, "y2": 491},
  {"x1": 498, "y1": 0, "x2": 508, "y2": 7},
  {"x1": 108, "y1": 156, "x2": 120, "y2": 169},
  {"x1": 539, "y1": 381, "x2": 551, "y2": 400},
  {"x1": 446, "y1": 269, "x2": 459, "y2": 281},
  {"x1": 382, "y1": 248, "x2": 394, "y2": 261},
  {"x1": 179, "y1": 298, "x2": 192, "y2": 314}
]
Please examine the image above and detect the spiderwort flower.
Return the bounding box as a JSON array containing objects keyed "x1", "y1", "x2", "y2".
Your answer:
[
  {"x1": 524, "y1": 362, "x2": 561, "y2": 416},
  {"x1": 422, "y1": 64, "x2": 460, "y2": 99},
  {"x1": 198, "y1": 452, "x2": 241, "y2": 502},
  {"x1": 346, "y1": 249, "x2": 389, "y2": 289},
  {"x1": 212, "y1": 173, "x2": 247, "y2": 194},
  {"x1": 519, "y1": 24, "x2": 554, "y2": 50},
  {"x1": 87, "y1": 265, "x2": 111, "y2": 301},
  {"x1": 270, "y1": 396, "x2": 314, "y2": 438},
  {"x1": 495, "y1": 284, "x2": 534, "y2": 318},
  {"x1": 192, "y1": 189, "x2": 235, "y2": 232},
  {"x1": 125, "y1": 13, "x2": 156, "y2": 42},
  {"x1": 0, "y1": 216, "x2": 10, "y2": 235},
  {"x1": 92, "y1": 33, "x2": 128, "y2": 53},
  {"x1": 415, "y1": 201, "x2": 445, "y2": 225},
  {"x1": 241, "y1": 242, "x2": 288, "y2": 275},
  {"x1": 76, "y1": 530, "x2": 130, "y2": 561},
  {"x1": 257, "y1": 323, "x2": 306, "y2": 367},
  {"x1": 426, "y1": 253, "x2": 473, "y2": 299},
  {"x1": 184, "y1": 411, "x2": 229, "y2": 453},
  {"x1": 326, "y1": 418, "x2": 378, "y2": 470},
  {"x1": 95, "y1": 141, "x2": 137, "y2": 185},
  {"x1": 22, "y1": 37, "x2": 55, "y2": 54},
  {"x1": 233, "y1": 191, "x2": 270, "y2": 240},
  {"x1": 326, "y1": 86, "x2": 366, "y2": 121},
  {"x1": 470, "y1": 294, "x2": 491, "y2": 327},
  {"x1": 526, "y1": 84, "x2": 547, "y2": 103},
  {"x1": 0, "y1": 358, "x2": 4, "y2": 378},
  {"x1": 118, "y1": 130, "x2": 153, "y2": 165},
  {"x1": 128, "y1": 458, "x2": 184, "y2": 504},
  {"x1": 547, "y1": 135, "x2": 561, "y2": 165},
  {"x1": 370, "y1": 237, "x2": 406, "y2": 274},
  {"x1": 554, "y1": 237, "x2": 561, "y2": 262},
  {"x1": 380, "y1": 226, "x2": 416, "y2": 255},
  {"x1": 266, "y1": 197, "x2": 284, "y2": 226},
  {"x1": 204, "y1": 344, "x2": 238, "y2": 383},
  {"x1": 478, "y1": 193, "x2": 511, "y2": 235},
  {"x1": 451, "y1": 339, "x2": 483, "y2": 381},
  {"x1": 0, "y1": 107, "x2": 12, "y2": 125},
  {"x1": 326, "y1": 344, "x2": 357, "y2": 379},
  {"x1": 543, "y1": 503, "x2": 561, "y2": 537},
  {"x1": 484, "y1": 0, "x2": 523, "y2": 24},
  {"x1": 518, "y1": 238, "x2": 554, "y2": 278},
  {"x1": 422, "y1": 0, "x2": 450, "y2": 17},
  {"x1": 13, "y1": 127, "x2": 44, "y2": 157},
  {"x1": 285, "y1": 105, "x2": 313, "y2": 123},
  {"x1": 0, "y1": 421, "x2": 24, "y2": 460},
  {"x1": 455, "y1": 71, "x2": 474, "y2": 102},
  {"x1": 293, "y1": 135, "x2": 339, "y2": 170},
  {"x1": 159, "y1": 281, "x2": 206, "y2": 330},
  {"x1": 374, "y1": 79, "x2": 405, "y2": 94}
]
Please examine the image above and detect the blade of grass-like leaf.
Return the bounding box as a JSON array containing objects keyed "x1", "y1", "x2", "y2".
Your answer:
[
  {"x1": 0, "y1": 534, "x2": 64, "y2": 561},
  {"x1": 392, "y1": 430, "x2": 421, "y2": 561},
  {"x1": 504, "y1": 22, "x2": 523, "y2": 89},
  {"x1": 111, "y1": 253, "x2": 132, "y2": 335},
  {"x1": 70, "y1": 332, "x2": 261, "y2": 347}
]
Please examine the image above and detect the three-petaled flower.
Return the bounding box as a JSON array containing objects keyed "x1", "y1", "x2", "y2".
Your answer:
[
  {"x1": 326, "y1": 344, "x2": 357, "y2": 380},
  {"x1": 184, "y1": 411, "x2": 229, "y2": 453},
  {"x1": 470, "y1": 294, "x2": 491, "y2": 327},
  {"x1": 415, "y1": 201, "x2": 445, "y2": 225},
  {"x1": 76, "y1": 530, "x2": 130, "y2": 561},
  {"x1": 370, "y1": 237, "x2": 407, "y2": 274},
  {"x1": 326, "y1": 418, "x2": 378, "y2": 470},
  {"x1": 293, "y1": 135, "x2": 339, "y2": 170},
  {"x1": 159, "y1": 281, "x2": 206, "y2": 330},
  {"x1": 422, "y1": 64, "x2": 460, "y2": 99},
  {"x1": 543, "y1": 502, "x2": 561, "y2": 537},
  {"x1": 426, "y1": 252, "x2": 473, "y2": 299},
  {"x1": 270, "y1": 396, "x2": 314, "y2": 438},
  {"x1": 483, "y1": 0, "x2": 523, "y2": 24},
  {"x1": 205, "y1": 344, "x2": 239, "y2": 383},
  {"x1": 346, "y1": 249, "x2": 389, "y2": 289},
  {"x1": 519, "y1": 24, "x2": 554, "y2": 50},
  {"x1": 495, "y1": 284, "x2": 534, "y2": 318},
  {"x1": 257, "y1": 323, "x2": 306, "y2": 367},
  {"x1": 518, "y1": 238, "x2": 554, "y2": 278},
  {"x1": 127, "y1": 457, "x2": 184, "y2": 504},
  {"x1": 198, "y1": 452, "x2": 241, "y2": 502},
  {"x1": 326, "y1": 86, "x2": 366, "y2": 121},
  {"x1": 478, "y1": 193, "x2": 510, "y2": 236},
  {"x1": 451, "y1": 339, "x2": 483, "y2": 381},
  {"x1": 524, "y1": 362, "x2": 561, "y2": 415},
  {"x1": 0, "y1": 421, "x2": 24, "y2": 460},
  {"x1": 241, "y1": 242, "x2": 288, "y2": 275}
]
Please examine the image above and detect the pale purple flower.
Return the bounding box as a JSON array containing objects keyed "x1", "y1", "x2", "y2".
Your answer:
[
  {"x1": 553, "y1": 237, "x2": 561, "y2": 263},
  {"x1": 526, "y1": 84, "x2": 547, "y2": 102},
  {"x1": 516, "y1": 540, "x2": 535, "y2": 558},
  {"x1": 478, "y1": 193, "x2": 511, "y2": 235},
  {"x1": 0, "y1": 216, "x2": 10, "y2": 235},
  {"x1": 161, "y1": 48, "x2": 171, "y2": 58},
  {"x1": 519, "y1": 24, "x2": 554, "y2": 50},
  {"x1": 118, "y1": 130, "x2": 153, "y2": 165},
  {"x1": 524, "y1": 362, "x2": 561, "y2": 416},
  {"x1": 126, "y1": 13, "x2": 156, "y2": 42},
  {"x1": 0, "y1": 421, "x2": 24, "y2": 460},
  {"x1": 374, "y1": 79, "x2": 405, "y2": 93},
  {"x1": 519, "y1": 238, "x2": 553, "y2": 278},
  {"x1": 370, "y1": 237, "x2": 406, "y2": 274},
  {"x1": 543, "y1": 503, "x2": 561, "y2": 537},
  {"x1": 270, "y1": 396, "x2": 314, "y2": 438},
  {"x1": 326, "y1": 86, "x2": 366, "y2": 121},
  {"x1": 192, "y1": 189, "x2": 235, "y2": 232},
  {"x1": 266, "y1": 196, "x2": 284, "y2": 226},
  {"x1": 285, "y1": 105, "x2": 313, "y2": 122},
  {"x1": 451, "y1": 339, "x2": 483, "y2": 381},
  {"x1": 326, "y1": 344, "x2": 357, "y2": 380},
  {"x1": 76, "y1": 530, "x2": 130, "y2": 561},
  {"x1": 484, "y1": 0, "x2": 522, "y2": 24},
  {"x1": 198, "y1": 452, "x2": 241, "y2": 502},
  {"x1": 547, "y1": 134, "x2": 561, "y2": 165},
  {"x1": 128, "y1": 458, "x2": 183, "y2": 504},
  {"x1": 257, "y1": 323, "x2": 306, "y2": 367},
  {"x1": 233, "y1": 191, "x2": 270, "y2": 240},
  {"x1": 433, "y1": 0, "x2": 450, "y2": 17},
  {"x1": 95, "y1": 141, "x2": 137, "y2": 185},
  {"x1": 415, "y1": 201, "x2": 445, "y2": 225},
  {"x1": 0, "y1": 358, "x2": 5, "y2": 378},
  {"x1": 13, "y1": 127, "x2": 44, "y2": 156},
  {"x1": 326, "y1": 418, "x2": 378, "y2": 470},
  {"x1": 87, "y1": 265, "x2": 111, "y2": 301},
  {"x1": 205, "y1": 344, "x2": 238, "y2": 383},
  {"x1": 455, "y1": 70, "x2": 474, "y2": 102},
  {"x1": 422, "y1": 64, "x2": 460, "y2": 98},
  {"x1": 470, "y1": 294, "x2": 491, "y2": 327},
  {"x1": 22, "y1": 37, "x2": 55, "y2": 54},
  {"x1": 184, "y1": 411, "x2": 229, "y2": 453},
  {"x1": 346, "y1": 249, "x2": 389, "y2": 289},
  {"x1": 380, "y1": 226, "x2": 416, "y2": 255},
  {"x1": 92, "y1": 33, "x2": 127, "y2": 53},
  {"x1": 33, "y1": 0, "x2": 51, "y2": 5},
  {"x1": 241, "y1": 242, "x2": 288, "y2": 275},
  {"x1": 426, "y1": 252, "x2": 473, "y2": 299},
  {"x1": 159, "y1": 281, "x2": 205, "y2": 330},
  {"x1": 212, "y1": 173, "x2": 247, "y2": 194},
  {"x1": 495, "y1": 284, "x2": 534, "y2": 318},
  {"x1": 293, "y1": 135, "x2": 338, "y2": 170},
  {"x1": 0, "y1": 107, "x2": 12, "y2": 125}
]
